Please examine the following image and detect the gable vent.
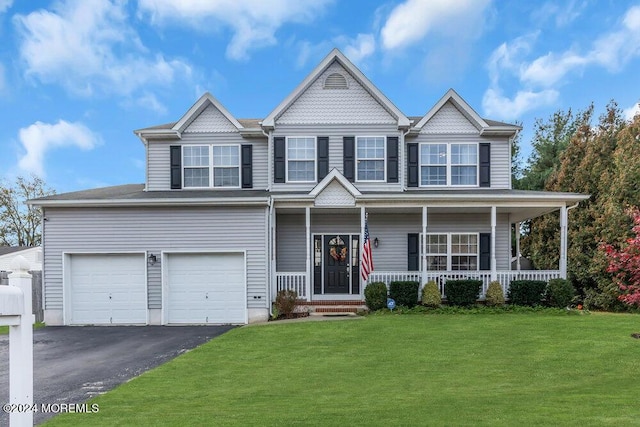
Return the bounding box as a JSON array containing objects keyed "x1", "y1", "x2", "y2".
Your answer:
[{"x1": 323, "y1": 73, "x2": 348, "y2": 89}]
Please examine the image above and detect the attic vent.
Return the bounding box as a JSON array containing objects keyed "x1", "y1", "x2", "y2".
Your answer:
[{"x1": 324, "y1": 73, "x2": 348, "y2": 89}]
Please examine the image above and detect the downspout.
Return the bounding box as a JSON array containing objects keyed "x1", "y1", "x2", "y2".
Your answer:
[{"x1": 267, "y1": 196, "x2": 274, "y2": 318}]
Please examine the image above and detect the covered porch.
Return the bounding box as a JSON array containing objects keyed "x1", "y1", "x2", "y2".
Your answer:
[{"x1": 271, "y1": 202, "x2": 576, "y2": 302}]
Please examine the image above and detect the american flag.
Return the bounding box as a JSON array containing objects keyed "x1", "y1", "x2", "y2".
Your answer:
[{"x1": 361, "y1": 215, "x2": 374, "y2": 281}]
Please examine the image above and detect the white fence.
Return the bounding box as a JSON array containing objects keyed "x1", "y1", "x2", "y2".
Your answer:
[{"x1": 274, "y1": 270, "x2": 562, "y2": 300}]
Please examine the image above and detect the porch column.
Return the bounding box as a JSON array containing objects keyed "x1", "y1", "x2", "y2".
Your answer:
[
  {"x1": 422, "y1": 206, "x2": 428, "y2": 286},
  {"x1": 491, "y1": 206, "x2": 497, "y2": 281},
  {"x1": 305, "y1": 207, "x2": 311, "y2": 299},
  {"x1": 560, "y1": 205, "x2": 568, "y2": 279},
  {"x1": 515, "y1": 222, "x2": 521, "y2": 271}
]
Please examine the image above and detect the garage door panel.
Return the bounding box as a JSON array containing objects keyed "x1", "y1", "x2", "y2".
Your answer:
[
  {"x1": 69, "y1": 254, "x2": 147, "y2": 325},
  {"x1": 166, "y1": 253, "x2": 246, "y2": 324}
]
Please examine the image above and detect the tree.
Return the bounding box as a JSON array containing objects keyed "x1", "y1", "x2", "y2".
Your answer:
[
  {"x1": 601, "y1": 209, "x2": 640, "y2": 308},
  {"x1": 0, "y1": 175, "x2": 55, "y2": 246}
]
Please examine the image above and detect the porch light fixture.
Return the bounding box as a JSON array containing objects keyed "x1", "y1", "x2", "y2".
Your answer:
[
  {"x1": 147, "y1": 253, "x2": 157, "y2": 266},
  {"x1": 374, "y1": 237, "x2": 379, "y2": 248}
]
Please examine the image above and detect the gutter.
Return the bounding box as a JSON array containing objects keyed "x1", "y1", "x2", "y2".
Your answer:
[{"x1": 29, "y1": 197, "x2": 271, "y2": 208}]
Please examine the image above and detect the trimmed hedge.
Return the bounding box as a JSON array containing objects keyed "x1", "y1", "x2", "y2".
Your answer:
[
  {"x1": 445, "y1": 279, "x2": 482, "y2": 306},
  {"x1": 364, "y1": 282, "x2": 388, "y2": 311},
  {"x1": 421, "y1": 280, "x2": 442, "y2": 308},
  {"x1": 507, "y1": 280, "x2": 547, "y2": 306},
  {"x1": 546, "y1": 278, "x2": 576, "y2": 308},
  {"x1": 389, "y1": 281, "x2": 420, "y2": 308}
]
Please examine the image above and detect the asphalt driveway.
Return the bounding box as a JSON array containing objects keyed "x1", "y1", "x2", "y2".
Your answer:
[{"x1": 0, "y1": 325, "x2": 235, "y2": 425}]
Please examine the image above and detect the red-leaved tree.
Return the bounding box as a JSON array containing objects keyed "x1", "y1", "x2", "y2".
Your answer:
[{"x1": 601, "y1": 209, "x2": 640, "y2": 307}]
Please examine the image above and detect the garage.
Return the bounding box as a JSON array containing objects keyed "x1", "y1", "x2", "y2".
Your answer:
[
  {"x1": 165, "y1": 252, "x2": 246, "y2": 324},
  {"x1": 67, "y1": 253, "x2": 147, "y2": 325}
]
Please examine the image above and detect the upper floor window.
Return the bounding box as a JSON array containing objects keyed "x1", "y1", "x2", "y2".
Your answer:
[
  {"x1": 420, "y1": 143, "x2": 478, "y2": 186},
  {"x1": 356, "y1": 136, "x2": 385, "y2": 181},
  {"x1": 287, "y1": 137, "x2": 316, "y2": 182},
  {"x1": 183, "y1": 144, "x2": 240, "y2": 188}
]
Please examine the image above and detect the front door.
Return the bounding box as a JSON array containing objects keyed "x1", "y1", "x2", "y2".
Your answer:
[{"x1": 313, "y1": 234, "x2": 361, "y2": 295}]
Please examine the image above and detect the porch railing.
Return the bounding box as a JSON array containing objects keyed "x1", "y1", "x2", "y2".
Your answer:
[
  {"x1": 368, "y1": 270, "x2": 562, "y2": 300},
  {"x1": 275, "y1": 272, "x2": 306, "y2": 298}
]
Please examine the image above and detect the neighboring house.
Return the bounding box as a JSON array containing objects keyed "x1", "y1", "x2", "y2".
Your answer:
[
  {"x1": 0, "y1": 246, "x2": 42, "y2": 272},
  {"x1": 30, "y1": 49, "x2": 588, "y2": 326}
]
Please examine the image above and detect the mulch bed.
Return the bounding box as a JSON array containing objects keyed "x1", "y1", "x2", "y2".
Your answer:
[{"x1": 270, "y1": 312, "x2": 310, "y2": 321}]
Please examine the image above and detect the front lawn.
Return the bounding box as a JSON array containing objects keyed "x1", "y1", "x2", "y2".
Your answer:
[{"x1": 45, "y1": 313, "x2": 639, "y2": 426}]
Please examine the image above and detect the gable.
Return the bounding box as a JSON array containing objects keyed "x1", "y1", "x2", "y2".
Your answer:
[
  {"x1": 420, "y1": 101, "x2": 480, "y2": 134},
  {"x1": 314, "y1": 180, "x2": 356, "y2": 207},
  {"x1": 183, "y1": 104, "x2": 239, "y2": 133},
  {"x1": 276, "y1": 61, "x2": 396, "y2": 125}
]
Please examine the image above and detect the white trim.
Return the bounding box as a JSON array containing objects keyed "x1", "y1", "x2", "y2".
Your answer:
[
  {"x1": 161, "y1": 249, "x2": 248, "y2": 325},
  {"x1": 311, "y1": 232, "x2": 361, "y2": 297},
  {"x1": 172, "y1": 92, "x2": 243, "y2": 132},
  {"x1": 62, "y1": 251, "x2": 148, "y2": 326},
  {"x1": 422, "y1": 232, "x2": 480, "y2": 271},
  {"x1": 285, "y1": 136, "x2": 317, "y2": 183},
  {"x1": 415, "y1": 89, "x2": 488, "y2": 130},
  {"x1": 310, "y1": 168, "x2": 362, "y2": 197},
  {"x1": 419, "y1": 142, "x2": 479, "y2": 187},
  {"x1": 355, "y1": 136, "x2": 386, "y2": 183}
]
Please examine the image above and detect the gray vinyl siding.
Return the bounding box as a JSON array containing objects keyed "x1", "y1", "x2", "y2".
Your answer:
[
  {"x1": 146, "y1": 134, "x2": 268, "y2": 191},
  {"x1": 272, "y1": 124, "x2": 402, "y2": 192},
  {"x1": 405, "y1": 134, "x2": 511, "y2": 190},
  {"x1": 43, "y1": 206, "x2": 268, "y2": 311},
  {"x1": 275, "y1": 211, "x2": 510, "y2": 272}
]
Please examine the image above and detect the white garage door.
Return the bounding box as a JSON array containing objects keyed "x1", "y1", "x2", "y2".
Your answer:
[
  {"x1": 166, "y1": 253, "x2": 246, "y2": 324},
  {"x1": 69, "y1": 254, "x2": 147, "y2": 325}
]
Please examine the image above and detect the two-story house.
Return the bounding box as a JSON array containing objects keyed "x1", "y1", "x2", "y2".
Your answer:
[{"x1": 31, "y1": 49, "x2": 588, "y2": 325}]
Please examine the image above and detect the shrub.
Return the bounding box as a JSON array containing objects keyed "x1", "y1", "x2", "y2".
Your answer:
[
  {"x1": 274, "y1": 290, "x2": 298, "y2": 318},
  {"x1": 485, "y1": 281, "x2": 505, "y2": 306},
  {"x1": 545, "y1": 278, "x2": 576, "y2": 308},
  {"x1": 445, "y1": 279, "x2": 482, "y2": 306},
  {"x1": 364, "y1": 282, "x2": 388, "y2": 311},
  {"x1": 421, "y1": 280, "x2": 442, "y2": 308},
  {"x1": 389, "y1": 281, "x2": 420, "y2": 308},
  {"x1": 507, "y1": 280, "x2": 547, "y2": 306}
]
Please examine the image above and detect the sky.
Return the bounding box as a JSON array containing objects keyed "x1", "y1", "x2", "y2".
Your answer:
[{"x1": 0, "y1": 0, "x2": 639, "y2": 194}]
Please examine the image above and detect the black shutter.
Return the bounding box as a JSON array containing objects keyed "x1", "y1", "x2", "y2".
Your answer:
[
  {"x1": 170, "y1": 145, "x2": 182, "y2": 189},
  {"x1": 387, "y1": 137, "x2": 399, "y2": 183},
  {"x1": 407, "y1": 143, "x2": 419, "y2": 187},
  {"x1": 480, "y1": 233, "x2": 491, "y2": 270},
  {"x1": 408, "y1": 233, "x2": 420, "y2": 271},
  {"x1": 317, "y1": 137, "x2": 329, "y2": 181},
  {"x1": 343, "y1": 137, "x2": 355, "y2": 181},
  {"x1": 274, "y1": 137, "x2": 286, "y2": 183},
  {"x1": 479, "y1": 143, "x2": 490, "y2": 187},
  {"x1": 241, "y1": 144, "x2": 253, "y2": 188}
]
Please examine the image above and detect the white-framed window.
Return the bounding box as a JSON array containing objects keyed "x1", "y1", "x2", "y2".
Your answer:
[
  {"x1": 424, "y1": 233, "x2": 479, "y2": 271},
  {"x1": 287, "y1": 137, "x2": 316, "y2": 182},
  {"x1": 183, "y1": 144, "x2": 240, "y2": 188},
  {"x1": 356, "y1": 136, "x2": 385, "y2": 181},
  {"x1": 419, "y1": 143, "x2": 478, "y2": 186}
]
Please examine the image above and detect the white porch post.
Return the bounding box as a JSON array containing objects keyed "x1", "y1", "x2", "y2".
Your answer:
[
  {"x1": 305, "y1": 207, "x2": 311, "y2": 299},
  {"x1": 491, "y1": 206, "x2": 497, "y2": 281},
  {"x1": 515, "y1": 221, "x2": 521, "y2": 271},
  {"x1": 422, "y1": 206, "x2": 428, "y2": 286},
  {"x1": 560, "y1": 205, "x2": 568, "y2": 279}
]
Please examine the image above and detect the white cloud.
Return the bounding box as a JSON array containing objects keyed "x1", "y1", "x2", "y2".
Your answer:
[
  {"x1": 380, "y1": 0, "x2": 491, "y2": 50},
  {"x1": 487, "y1": 33, "x2": 538, "y2": 86},
  {"x1": 533, "y1": 0, "x2": 586, "y2": 28},
  {"x1": 341, "y1": 34, "x2": 376, "y2": 64},
  {"x1": 482, "y1": 88, "x2": 558, "y2": 120},
  {"x1": 520, "y1": 51, "x2": 589, "y2": 87},
  {"x1": 0, "y1": 62, "x2": 5, "y2": 92},
  {"x1": 14, "y1": 0, "x2": 192, "y2": 99},
  {"x1": 18, "y1": 120, "x2": 100, "y2": 177},
  {"x1": 0, "y1": 0, "x2": 12, "y2": 13},
  {"x1": 137, "y1": 0, "x2": 333, "y2": 61},
  {"x1": 624, "y1": 102, "x2": 640, "y2": 121}
]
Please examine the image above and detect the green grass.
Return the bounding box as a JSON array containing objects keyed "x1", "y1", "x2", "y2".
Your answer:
[
  {"x1": 0, "y1": 322, "x2": 45, "y2": 334},
  {"x1": 45, "y1": 313, "x2": 640, "y2": 426}
]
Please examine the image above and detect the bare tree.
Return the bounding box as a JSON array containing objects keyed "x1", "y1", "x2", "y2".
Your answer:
[{"x1": 0, "y1": 175, "x2": 55, "y2": 247}]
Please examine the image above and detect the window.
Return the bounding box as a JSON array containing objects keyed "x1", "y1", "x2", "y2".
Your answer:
[
  {"x1": 184, "y1": 146, "x2": 210, "y2": 187},
  {"x1": 424, "y1": 233, "x2": 478, "y2": 271},
  {"x1": 183, "y1": 145, "x2": 240, "y2": 188},
  {"x1": 287, "y1": 137, "x2": 315, "y2": 182},
  {"x1": 356, "y1": 136, "x2": 385, "y2": 181},
  {"x1": 419, "y1": 143, "x2": 478, "y2": 186}
]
